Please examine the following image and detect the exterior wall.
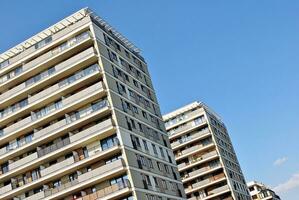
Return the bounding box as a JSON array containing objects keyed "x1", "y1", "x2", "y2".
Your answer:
[
  {"x1": 91, "y1": 20, "x2": 185, "y2": 200},
  {"x1": 164, "y1": 102, "x2": 251, "y2": 200}
]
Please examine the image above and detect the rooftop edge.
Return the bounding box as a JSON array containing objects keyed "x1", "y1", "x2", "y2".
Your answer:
[
  {"x1": 0, "y1": 7, "x2": 142, "y2": 63},
  {"x1": 162, "y1": 101, "x2": 222, "y2": 122}
]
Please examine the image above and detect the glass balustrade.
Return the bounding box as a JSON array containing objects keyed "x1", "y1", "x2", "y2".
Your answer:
[{"x1": 0, "y1": 99, "x2": 28, "y2": 118}]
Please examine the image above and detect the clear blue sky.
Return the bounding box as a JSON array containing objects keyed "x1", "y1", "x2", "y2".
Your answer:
[{"x1": 1, "y1": 1, "x2": 299, "y2": 199}]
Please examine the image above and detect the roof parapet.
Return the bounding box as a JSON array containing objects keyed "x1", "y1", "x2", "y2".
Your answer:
[
  {"x1": 0, "y1": 8, "x2": 89, "y2": 63},
  {"x1": 163, "y1": 101, "x2": 222, "y2": 122},
  {"x1": 0, "y1": 7, "x2": 142, "y2": 63}
]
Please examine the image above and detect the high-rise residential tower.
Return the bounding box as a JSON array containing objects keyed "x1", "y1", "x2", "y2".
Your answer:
[
  {"x1": 163, "y1": 102, "x2": 251, "y2": 200},
  {"x1": 247, "y1": 181, "x2": 280, "y2": 200},
  {"x1": 0, "y1": 8, "x2": 185, "y2": 200}
]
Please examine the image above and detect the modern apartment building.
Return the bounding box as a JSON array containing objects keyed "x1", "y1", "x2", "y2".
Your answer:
[
  {"x1": 163, "y1": 102, "x2": 251, "y2": 200},
  {"x1": 247, "y1": 181, "x2": 280, "y2": 200},
  {"x1": 0, "y1": 8, "x2": 185, "y2": 200}
]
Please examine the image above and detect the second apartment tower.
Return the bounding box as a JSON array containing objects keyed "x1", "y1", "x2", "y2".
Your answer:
[
  {"x1": 0, "y1": 8, "x2": 185, "y2": 200},
  {"x1": 163, "y1": 102, "x2": 251, "y2": 200}
]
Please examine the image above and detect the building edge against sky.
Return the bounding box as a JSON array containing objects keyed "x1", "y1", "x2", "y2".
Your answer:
[
  {"x1": 247, "y1": 181, "x2": 281, "y2": 200},
  {"x1": 0, "y1": 8, "x2": 185, "y2": 200},
  {"x1": 163, "y1": 101, "x2": 252, "y2": 200}
]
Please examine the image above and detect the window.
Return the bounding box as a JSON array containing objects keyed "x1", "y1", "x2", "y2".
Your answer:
[
  {"x1": 0, "y1": 66, "x2": 23, "y2": 84},
  {"x1": 125, "y1": 50, "x2": 130, "y2": 58},
  {"x1": 35, "y1": 37, "x2": 52, "y2": 49},
  {"x1": 146, "y1": 175, "x2": 151, "y2": 186},
  {"x1": 152, "y1": 144, "x2": 157, "y2": 155},
  {"x1": 138, "y1": 122, "x2": 143, "y2": 132},
  {"x1": 161, "y1": 179, "x2": 167, "y2": 189},
  {"x1": 164, "y1": 164, "x2": 169, "y2": 173},
  {"x1": 153, "y1": 177, "x2": 158, "y2": 186},
  {"x1": 148, "y1": 158, "x2": 153, "y2": 168},
  {"x1": 101, "y1": 135, "x2": 118, "y2": 150},
  {"x1": 159, "y1": 147, "x2": 165, "y2": 158},
  {"x1": 142, "y1": 111, "x2": 148, "y2": 119},
  {"x1": 143, "y1": 140, "x2": 149, "y2": 151},
  {"x1": 133, "y1": 80, "x2": 139, "y2": 88},
  {"x1": 0, "y1": 60, "x2": 9, "y2": 69},
  {"x1": 53, "y1": 180, "x2": 62, "y2": 188},
  {"x1": 132, "y1": 106, "x2": 138, "y2": 114},
  {"x1": 131, "y1": 135, "x2": 141, "y2": 149},
  {"x1": 130, "y1": 119, "x2": 136, "y2": 129},
  {"x1": 108, "y1": 50, "x2": 118, "y2": 61},
  {"x1": 117, "y1": 82, "x2": 126, "y2": 95},
  {"x1": 194, "y1": 116, "x2": 205, "y2": 125},
  {"x1": 110, "y1": 175, "x2": 128, "y2": 186}
]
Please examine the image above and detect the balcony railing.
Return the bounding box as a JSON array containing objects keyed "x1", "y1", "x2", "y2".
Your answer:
[
  {"x1": 192, "y1": 179, "x2": 211, "y2": 189},
  {"x1": 0, "y1": 79, "x2": 103, "y2": 138},
  {"x1": 0, "y1": 31, "x2": 91, "y2": 90},
  {"x1": 176, "y1": 140, "x2": 213, "y2": 158},
  {"x1": 0, "y1": 184, "x2": 12, "y2": 195},
  {"x1": 177, "y1": 150, "x2": 218, "y2": 169},
  {"x1": 0, "y1": 47, "x2": 96, "y2": 104},
  {"x1": 9, "y1": 152, "x2": 38, "y2": 171},
  {"x1": 207, "y1": 184, "x2": 230, "y2": 196},
  {"x1": 165, "y1": 108, "x2": 204, "y2": 129},
  {"x1": 44, "y1": 159, "x2": 125, "y2": 197},
  {"x1": 188, "y1": 163, "x2": 221, "y2": 178},
  {"x1": 69, "y1": 119, "x2": 114, "y2": 143},
  {"x1": 171, "y1": 128, "x2": 210, "y2": 148},
  {"x1": 3, "y1": 118, "x2": 113, "y2": 176},
  {"x1": 75, "y1": 180, "x2": 131, "y2": 200},
  {"x1": 186, "y1": 173, "x2": 226, "y2": 193},
  {"x1": 40, "y1": 157, "x2": 75, "y2": 177},
  {"x1": 37, "y1": 137, "x2": 71, "y2": 157},
  {"x1": 0, "y1": 136, "x2": 120, "y2": 199},
  {"x1": 188, "y1": 167, "x2": 210, "y2": 178},
  {"x1": 0, "y1": 98, "x2": 108, "y2": 157},
  {"x1": 169, "y1": 119, "x2": 207, "y2": 138}
]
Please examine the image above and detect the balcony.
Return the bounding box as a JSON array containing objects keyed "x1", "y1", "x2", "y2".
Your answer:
[
  {"x1": 208, "y1": 184, "x2": 229, "y2": 195},
  {"x1": 37, "y1": 137, "x2": 71, "y2": 157},
  {"x1": 184, "y1": 163, "x2": 222, "y2": 182},
  {"x1": 0, "y1": 184, "x2": 12, "y2": 195},
  {"x1": 189, "y1": 167, "x2": 209, "y2": 178},
  {"x1": 22, "y1": 191, "x2": 45, "y2": 200},
  {"x1": 0, "y1": 61, "x2": 100, "y2": 126},
  {"x1": 169, "y1": 119, "x2": 207, "y2": 140},
  {"x1": 0, "y1": 80, "x2": 104, "y2": 142},
  {"x1": 178, "y1": 150, "x2": 218, "y2": 171},
  {"x1": 192, "y1": 179, "x2": 211, "y2": 189},
  {"x1": 0, "y1": 31, "x2": 93, "y2": 94},
  {"x1": 0, "y1": 47, "x2": 96, "y2": 108},
  {"x1": 171, "y1": 128, "x2": 210, "y2": 149},
  {"x1": 69, "y1": 118, "x2": 113, "y2": 143},
  {"x1": 37, "y1": 118, "x2": 114, "y2": 158},
  {"x1": 0, "y1": 135, "x2": 121, "y2": 200},
  {"x1": 9, "y1": 152, "x2": 38, "y2": 171},
  {"x1": 166, "y1": 108, "x2": 205, "y2": 130},
  {"x1": 1, "y1": 119, "x2": 114, "y2": 180},
  {"x1": 44, "y1": 159, "x2": 126, "y2": 198},
  {"x1": 189, "y1": 185, "x2": 231, "y2": 200},
  {"x1": 176, "y1": 141, "x2": 214, "y2": 161},
  {"x1": 75, "y1": 180, "x2": 131, "y2": 200},
  {"x1": 186, "y1": 173, "x2": 226, "y2": 194},
  {"x1": 0, "y1": 99, "x2": 109, "y2": 160}
]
